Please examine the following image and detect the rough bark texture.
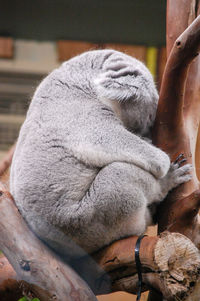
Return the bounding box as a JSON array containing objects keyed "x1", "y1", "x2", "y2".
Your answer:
[
  {"x1": 148, "y1": 1, "x2": 200, "y2": 300},
  {"x1": 0, "y1": 183, "x2": 97, "y2": 301},
  {"x1": 93, "y1": 232, "x2": 200, "y2": 300},
  {"x1": 154, "y1": 1, "x2": 200, "y2": 247},
  {"x1": 0, "y1": 181, "x2": 200, "y2": 301}
]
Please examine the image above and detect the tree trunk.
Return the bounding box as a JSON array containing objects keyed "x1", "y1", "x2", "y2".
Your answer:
[
  {"x1": 148, "y1": 1, "x2": 200, "y2": 300},
  {"x1": 154, "y1": 0, "x2": 200, "y2": 257}
]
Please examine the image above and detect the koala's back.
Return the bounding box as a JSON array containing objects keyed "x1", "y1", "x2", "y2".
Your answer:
[
  {"x1": 10, "y1": 49, "x2": 127, "y2": 213},
  {"x1": 10, "y1": 58, "x2": 98, "y2": 222}
]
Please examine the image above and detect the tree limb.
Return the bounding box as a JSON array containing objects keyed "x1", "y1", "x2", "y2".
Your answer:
[
  {"x1": 1, "y1": 180, "x2": 200, "y2": 300},
  {"x1": 148, "y1": 2, "x2": 200, "y2": 301},
  {"x1": 0, "y1": 183, "x2": 97, "y2": 301},
  {"x1": 153, "y1": 5, "x2": 200, "y2": 237}
]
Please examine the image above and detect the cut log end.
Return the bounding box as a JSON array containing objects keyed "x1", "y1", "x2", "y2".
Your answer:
[
  {"x1": 154, "y1": 232, "x2": 200, "y2": 300},
  {"x1": 94, "y1": 232, "x2": 200, "y2": 301}
]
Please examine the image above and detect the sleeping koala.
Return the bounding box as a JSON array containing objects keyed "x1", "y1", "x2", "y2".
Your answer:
[{"x1": 10, "y1": 49, "x2": 191, "y2": 259}]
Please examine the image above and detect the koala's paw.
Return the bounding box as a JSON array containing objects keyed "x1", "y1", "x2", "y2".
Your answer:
[
  {"x1": 151, "y1": 151, "x2": 171, "y2": 179},
  {"x1": 164, "y1": 154, "x2": 192, "y2": 190}
]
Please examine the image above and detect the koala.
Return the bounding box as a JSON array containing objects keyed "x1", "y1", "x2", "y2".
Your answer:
[{"x1": 10, "y1": 49, "x2": 191, "y2": 259}]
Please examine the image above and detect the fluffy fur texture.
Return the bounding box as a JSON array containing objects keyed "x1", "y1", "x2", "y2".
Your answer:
[{"x1": 10, "y1": 50, "x2": 191, "y2": 258}]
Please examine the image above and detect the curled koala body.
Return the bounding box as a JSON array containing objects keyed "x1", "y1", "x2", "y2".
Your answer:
[{"x1": 10, "y1": 50, "x2": 191, "y2": 258}]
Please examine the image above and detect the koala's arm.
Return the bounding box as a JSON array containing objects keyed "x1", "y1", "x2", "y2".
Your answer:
[
  {"x1": 70, "y1": 117, "x2": 170, "y2": 179},
  {"x1": 72, "y1": 51, "x2": 169, "y2": 178}
]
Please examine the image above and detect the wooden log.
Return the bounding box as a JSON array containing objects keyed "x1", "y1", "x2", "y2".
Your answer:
[
  {"x1": 0, "y1": 255, "x2": 22, "y2": 301},
  {"x1": 60, "y1": 231, "x2": 200, "y2": 300},
  {"x1": 0, "y1": 183, "x2": 97, "y2": 301},
  {"x1": 1, "y1": 181, "x2": 200, "y2": 300}
]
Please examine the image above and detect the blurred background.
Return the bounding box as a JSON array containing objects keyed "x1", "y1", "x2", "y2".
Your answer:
[{"x1": 0, "y1": 1, "x2": 166, "y2": 300}]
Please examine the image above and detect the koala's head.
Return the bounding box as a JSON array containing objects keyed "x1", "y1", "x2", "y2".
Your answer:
[
  {"x1": 92, "y1": 49, "x2": 159, "y2": 137},
  {"x1": 63, "y1": 49, "x2": 158, "y2": 137}
]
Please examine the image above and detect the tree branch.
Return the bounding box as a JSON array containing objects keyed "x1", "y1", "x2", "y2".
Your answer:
[
  {"x1": 148, "y1": 2, "x2": 200, "y2": 301},
  {"x1": 0, "y1": 183, "x2": 97, "y2": 301},
  {"x1": 1, "y1": 179, "x2": 200, "y2": 300},
  {"x1": 154, "y1": 14, "x2": 200, "y2": 166},
  {"x1": 153, "y1": 6, "x2": 200, "y2": 235}
]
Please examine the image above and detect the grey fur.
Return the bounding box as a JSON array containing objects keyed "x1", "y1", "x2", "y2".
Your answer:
[{"x1": 10, "y1": 50, "x2": 191, "y2": 258}]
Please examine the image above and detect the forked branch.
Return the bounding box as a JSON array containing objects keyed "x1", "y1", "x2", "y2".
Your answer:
[
  {"x1": 0, "y1": 182, "x2": 200, "y2": 300},
  {"x1": 153, "y1": 10, "x2": 200, "y2": 236},
  {"x1": 148, "y1": 3, "x2": 200, "y2": 301}
]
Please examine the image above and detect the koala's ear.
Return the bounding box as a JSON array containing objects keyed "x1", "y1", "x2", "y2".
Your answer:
[{"x1": 94, "y1": 65, "x2": 140, "y2": 102}]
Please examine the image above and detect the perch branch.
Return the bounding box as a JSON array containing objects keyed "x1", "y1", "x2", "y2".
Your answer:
[
  {"x1": 1, "y1": 183, "x2": 200, "y2": 300},
  {"x1": 0, "y1": 182, "x2": 97, "y2": 301},
  {"x1": 68, "y1": 231, "x2": 200, "y2": 300}
]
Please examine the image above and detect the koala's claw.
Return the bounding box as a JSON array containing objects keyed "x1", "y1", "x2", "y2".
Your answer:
[
  {"x1": 178, "y1": 158, "x2": 187, "y2": 166},
  {"x1": 173, "y1": 153, "x2": 187, "y2": 167},
  {"x1": 173, "y1": 153, "x2": 184, "y2": 164}
]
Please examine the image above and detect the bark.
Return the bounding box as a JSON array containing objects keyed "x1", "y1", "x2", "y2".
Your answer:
[
  {"x1": 0, "y1": 183, "x2": 97, "y2": 301},
  {"x1": 153, "y1": 2, "x2": 200, "y2": 247},
  {"x1": 148, "y1": 1, "x2": 200, "y2": 300},
  {"x1": 92, "y1": 232, "x2": 200, "y2": 300},
  {"x1": 1, "y1": 179, "x2": 200, "y2": 301},
  {"x1": 0, "y1": 256, "x2": 22, "y2": 301}
]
